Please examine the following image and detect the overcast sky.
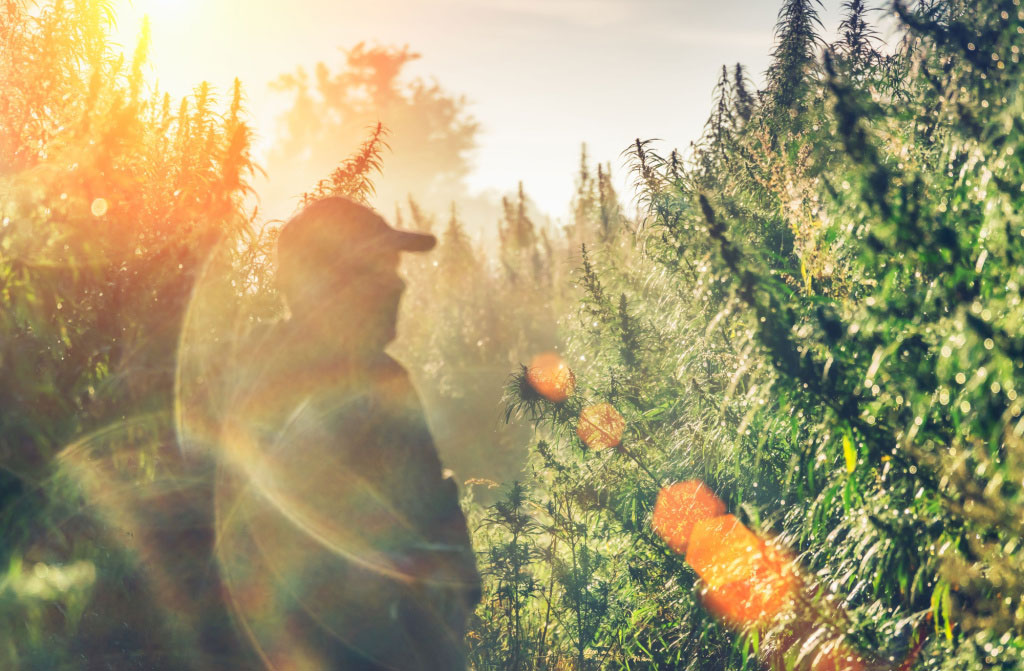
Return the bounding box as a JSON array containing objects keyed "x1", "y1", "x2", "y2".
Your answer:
[{"x1": 112, "y1": 0, "x2": 894, "y2": 221}]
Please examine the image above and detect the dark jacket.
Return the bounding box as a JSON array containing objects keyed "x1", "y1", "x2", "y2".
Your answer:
[{"x1": 214, "y1": 324, "x2": 480, "y2": 670}]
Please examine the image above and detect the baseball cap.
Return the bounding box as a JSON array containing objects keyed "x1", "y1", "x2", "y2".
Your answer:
[{"x1": 277, "y1": 197, "x2": 436, "y2": 267}]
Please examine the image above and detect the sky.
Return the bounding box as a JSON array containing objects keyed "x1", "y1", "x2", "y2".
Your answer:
[{"x1": 111, "y1": 0, "x2": 891, "y2": 223}]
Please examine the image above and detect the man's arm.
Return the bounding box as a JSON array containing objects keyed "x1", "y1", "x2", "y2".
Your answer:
[{"x1": 375, "y1": 356, "x2": 482, "y2": 602}]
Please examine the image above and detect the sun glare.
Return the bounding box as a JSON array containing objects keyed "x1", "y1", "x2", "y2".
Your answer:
[
  {"x1": 132, "y1": 0, "x2": 183, "y2": 14},
  {"x1": 110, "y1": 0, "x2": 211, "y2": 96}
]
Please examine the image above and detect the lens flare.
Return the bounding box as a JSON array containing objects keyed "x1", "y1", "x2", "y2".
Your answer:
[
  {"x1": 525, "y1": 351, "x2": 575, "y2": 402},
  {"x1": 651, "y1": 480, "x2": 726, "y2": 555},
  {"x1": 56, "y1": 413, "x2": 244, "y2": 667},
  {"x1": 576, "y1": 402, "x2": 625, "y2": 450},
  {"x1": 173, "y1": 241, "x2": 473, "y2": 669},
  {"x1": 687, "y1": 515, "x2": 797, "y2": 627}
]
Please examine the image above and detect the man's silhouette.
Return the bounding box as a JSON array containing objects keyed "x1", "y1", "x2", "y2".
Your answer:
[{"x1": 215, "y1": 197, "x2": 481, "y2": 671}]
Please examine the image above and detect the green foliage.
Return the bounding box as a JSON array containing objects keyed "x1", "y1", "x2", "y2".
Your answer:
[
  {"x1": 470, "y1": 482, "x2": 544, "y2": 671},
  {"x1": 6, "y1": 1, "x2": 1024, "y2": 670},
  {"x1": 0, "y1": 0, "x2": 255, "y2": 494},
  {"x1": 394, "y1": 183, "x2": 565, "y2": 487},
  {"x1": 1, "y1": 0, "x2": 558, "y2": 667},
  {"x1": 834, "y1": 0, "x2": 881, "y2": 76},
  {"x1": 569, "y1": 144, "x2": 627, "y2": 252},
  {"x1": 0, "y1": 1, "x2": 270, "y2": 665},
  {"x1": 301, "y1": 121, "x2": 389, "y2": 206},
  {"x1": 483, "y1": 1, "x2": 1024, "y2": 670},
  {"x1": 767, "y1": 0, "x2": 824, "y2": 112}
]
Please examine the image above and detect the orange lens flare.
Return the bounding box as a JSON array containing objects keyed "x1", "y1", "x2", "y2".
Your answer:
[
  {"x1": 687, "y1": 515, "x2": 797, "y2": 627},
  {"x1": 686, "y1": 515, "x2": 760, "y2": 587},
  {"x1": 651, "y1": 482, "x2": 885, "y2": 666},
  {"x1": 651, "y1": 480, "x2": 726, "y2": 555},
  {"x1": 525, "y1": 352, "x2": 575, "y2": 402},
  {"x1": 576, "y1": 402, "x2": 625, "y2": 450}
]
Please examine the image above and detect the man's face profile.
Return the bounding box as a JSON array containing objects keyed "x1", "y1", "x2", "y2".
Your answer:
[
  {"x1": 326, "y1": 248, "x2": 405, "y2": 347},
  {"x1": 276, "y1": 198, "x2": 431, "y2": 352}
]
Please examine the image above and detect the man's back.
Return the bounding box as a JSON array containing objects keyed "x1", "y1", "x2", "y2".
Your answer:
[{"x1": 214, "y1": 321, "x2": 480, "y2": 670}]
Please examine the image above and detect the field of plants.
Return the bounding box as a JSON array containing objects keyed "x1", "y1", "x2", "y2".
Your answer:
[{"x1": 2, "y1": 0, "x2": 1024, "y2": 669}]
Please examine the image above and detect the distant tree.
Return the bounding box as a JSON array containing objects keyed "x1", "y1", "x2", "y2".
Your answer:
[
  {"x1": 439, "y1": 202, "x2": 480, "y2": 284},
  {"x1": 568, "y1": 144, "x2": 597, "y2": 255},
  {"x1": 501, "y1": 182, "x2": 538, "y2": 255},
  {"x1": 568, "y1": 145, "x2": 625, "y2": 252},
  {"x1": 499, "y1": 182, "x2": 549, "y2": 286},
  {"x1": 595, "y1": 163, "x2": 622, "y2": 241},
  {"x1": 406, "y1": 195, "x2": 436, "y2": 232},
  {"x1": 265, "y1": 43, "x2": 479, "y2": 218}
]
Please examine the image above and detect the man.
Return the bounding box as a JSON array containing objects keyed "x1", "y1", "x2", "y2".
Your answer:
[{"x1": 215, "y1": 197, "x2": 481, "y2": 670}]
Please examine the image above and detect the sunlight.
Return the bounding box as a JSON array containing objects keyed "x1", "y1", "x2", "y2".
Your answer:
[
  {"x1": 127, "y1": 0, "x2": 186, "y2": 16},
  {"x1": 114, "y1": 0, "x2": 191, "y2": 31},
  {"x1": 111, "y1": 0, "x2": 200, "y2": 93},
  {"x1": 5, "y1": 1, "x2": 1022, "y2": 669}
]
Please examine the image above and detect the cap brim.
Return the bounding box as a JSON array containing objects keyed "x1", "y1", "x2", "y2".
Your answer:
[{"x1": 390, "y1": 228, "x2": 437, "y2": 252}]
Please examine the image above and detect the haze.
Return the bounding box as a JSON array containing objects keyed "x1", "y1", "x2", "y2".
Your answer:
[{"x1": 113, "y1": 0, "x2": 867, "y2": 224}]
